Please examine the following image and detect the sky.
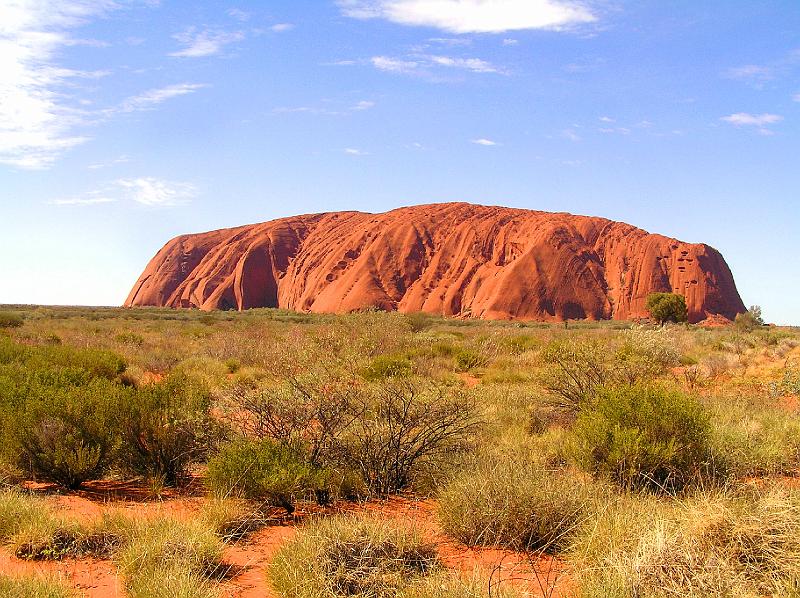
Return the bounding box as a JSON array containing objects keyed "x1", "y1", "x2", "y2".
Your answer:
[{"x1": 0, "y1": 0, "x2": 798, "y2": 324}]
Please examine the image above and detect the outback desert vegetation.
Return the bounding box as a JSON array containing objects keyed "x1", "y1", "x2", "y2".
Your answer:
[{"x1": 0, "y1": 304, "x2": 799, "y2": 597}]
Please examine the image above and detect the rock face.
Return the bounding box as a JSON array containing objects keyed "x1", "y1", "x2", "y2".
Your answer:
[{"x1": 124, "y1": 203, "x2": 745, "y2": 323}]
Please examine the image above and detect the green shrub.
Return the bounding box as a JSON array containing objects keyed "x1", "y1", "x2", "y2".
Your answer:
[
  {"x1": 454, "y1": 349, "x2": 487, "y2": 372},
  {"x1": 117, "y1": 373, "x2": 219, "y2": 485},
  {"x1": 437, "y1": 456, "x2": 605, "y2": 552},
  {"x1": 10, "y1": 379, "x2": 126, "y2": 488},
  {"x1": 206, "y1": 438, "x2": 321, "y2": 512},
  {"x1": 569, "y1": 384, "x2": 711, "y2": 492},
  {"x1": 114, "y1": 331, "x2": 144, "y2": 346},
  {"x1": 271, "y1": 514, "x2": 439, "y2": 598},
  {"x1": 362, "y1": 354, "x2": 413, "y2": 381},
  {"x1": 0, "y1": 575, "x2": 73, "y2": 598},
  {"x1": 0, "y1": 312, "x2": 24, "y2": 329},
  {"x1": 646, "y1": 293, "x2": 688, "y2": 325}
]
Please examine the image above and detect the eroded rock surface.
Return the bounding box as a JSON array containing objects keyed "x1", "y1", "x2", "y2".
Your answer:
[{"x1": 125, "y1": 203, "x2": 745, "y2": 323}]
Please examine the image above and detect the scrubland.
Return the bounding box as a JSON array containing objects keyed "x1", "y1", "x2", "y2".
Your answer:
[{"x1": 0, "y1": 305, "x2": 799, "y2": 597}]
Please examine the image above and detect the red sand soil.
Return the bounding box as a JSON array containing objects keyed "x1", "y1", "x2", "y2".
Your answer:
[
  {"x1": 125, "y1": 202, "x2": 745, "y2": 323},
  {"x1": 1, "y1": 483, "x2": 572, "y2": 598}
]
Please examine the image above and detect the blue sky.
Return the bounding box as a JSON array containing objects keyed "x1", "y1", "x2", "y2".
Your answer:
[{"x1": 0, "y1": 0, "x2": 798, "y2": 324}]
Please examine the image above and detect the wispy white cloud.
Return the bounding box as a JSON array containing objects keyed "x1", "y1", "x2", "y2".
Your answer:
[
  {"x1": 793, "y1": 93, "x2": 800, "y2": 102},
  {"x1": 471, "y1": 138, "x2": 499, "y2": 146},
  {"x1": 227, "y1": 8, "x2": 250, "y2": 22},
  {"x1": 0, "y1": 0, "x2": 119, "y2": 169},
  {"x1": 371, "y1": 56, "x2": 420, "y2": 74},
  {"x1": 170, "y1": 27, "x2": 245, "y2": 58},
  {"x1": 721, "y1": 112, "x2": 783, "y2": 135},
  {"x1": 428, "y1": 55, "x2": 505, "y2": 74},
  {"x1": 114, "y1": 83, "x2": 208, "y2": 113},
  {"x1": 270, "y1": 23, "x2": 294, "y2": 32},
  {"x1": 87, "y1": 154, "x2": 131, "y2": 170},
  {"x1": 116, "y1": 177, "x2": 198, "y2": 206},
  {"x1": 370, "y1": 53, "x2": 505, "y2": 76},
  {"x1": 47, "y1": 176, "x2": 197, "y2": 207},
  {"x1": 344, "y1": 148, "x2": 369, "y2": 155},
  {"x1": 352, "y1": 100, "x2": 376, "y2": 110},
  {"x1": 48, "y1": 196, "x2": 116, "y2": 206},
  {"x1": 599, "y1": 115, "x2": 614, "y2": 123},
  {"x1": 562, "y1": 128, "x2": 581, "y2": 142},
  {"x1": 725, "y1": 64, "x2": 775, "y2": 86},
  {"x1": 502, "y1": 38, "x2": 518, "y2": 46},
  {"x1": 338, "y1": 0, "x2": 596, "y2": 33},
  {"x1": 428, "y1": 37, "x2": 472, "y2": 46}
]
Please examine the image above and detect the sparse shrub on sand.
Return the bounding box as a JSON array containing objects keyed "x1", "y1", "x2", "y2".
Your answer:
[
  {"x1": 568, "y1": 384, "x2": 711, "y2": 492},
  {"x1": 224, "y1": 377, "x2": 478, "y2": 495},
  {"x1": 437, "y1": 454, "x2": 605, "y2": 552}
]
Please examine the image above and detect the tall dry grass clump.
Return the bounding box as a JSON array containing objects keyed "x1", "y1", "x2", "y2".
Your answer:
[
  {"x1": 437, "y1": 454, "x2": 607, "y2": 552},
  {"x1": 571, "y1": 485, "x2": 800, "y2": 597},
  {"x1": 271, "y1": 514, "x2": 440, "y2": 597}
]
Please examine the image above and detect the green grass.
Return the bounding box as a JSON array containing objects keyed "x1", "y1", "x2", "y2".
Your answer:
[{"x1": 0, "y1": 575, "x2": 74, "y2": 598}]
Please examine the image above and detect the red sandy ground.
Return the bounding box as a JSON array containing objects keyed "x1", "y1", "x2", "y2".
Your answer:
[{"x1": 1, "y1": 481, "x2": 570, "y2": 598}]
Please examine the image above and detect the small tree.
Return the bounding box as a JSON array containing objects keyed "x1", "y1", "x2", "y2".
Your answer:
[
  {"x1": 646, "y1": 293, "x2": 688, "y2": 325},
  {"x1": 735, "y1": 305, "x2": 765, "y2": 331}
]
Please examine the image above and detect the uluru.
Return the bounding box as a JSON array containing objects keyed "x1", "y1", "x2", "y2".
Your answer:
[{"x1": 124, "y1": 202, "x2": 745, "y2": 323}]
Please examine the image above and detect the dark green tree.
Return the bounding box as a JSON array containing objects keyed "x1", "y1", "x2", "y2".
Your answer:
[{"x1": 646, "y1": 293, "x2": 688, "y2": 325}]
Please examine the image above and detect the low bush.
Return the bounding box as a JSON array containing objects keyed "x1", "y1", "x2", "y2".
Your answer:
[
  {"x1": 205, "y1": 438, "x2": 322, "y2": 512},
  {"x1": 10, "y1": 378, "x2": 125, "y2": 488},
  {"x1": 362, "y1": 354, "x2": 413, "y2": 381},
  {"x1": 437, "y1": 456, "x2": 604, "y2": 552},
  {"x1": 453, "y1": 348, "x2": 487, "y2": 372},
  {"x1": 117, "y1": 373, "x2": 220, "y2": 485},
  {"x1": 270, "y1": 514, "x2": 439, "y2": 598},
  {"x1": 568, "y1": 384, "x2": 711, "y2": 492},
  {"x1": 0, "y1": 312, "x2": 24, "y2": 329},
  {"x1": 331, "y1": 381, "x2": 480, "y2": 495}
]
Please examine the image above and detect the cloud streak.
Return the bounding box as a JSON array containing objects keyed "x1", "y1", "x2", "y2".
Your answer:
[
  {"x1": 370, "y1": 53, "x2": 506, "y2": 76},
  {"x1": 0, "y1": 0, "x2": 119, "y2": 169},
  {"x1": 117, "y1": 177, "x2": 198, "y2": 206},
  {"x1": 170, "y1": 27, "x2": 245, "y2": 58},
  {"x1": 339, "y1": 0, "x2": 596, "y2": 33},
  {"x1": 721, "y1": 112, "x2": 783, "y2": 135},
  {"x1": 114, "y1": 83, "x2": 208, "y2": 113}
]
